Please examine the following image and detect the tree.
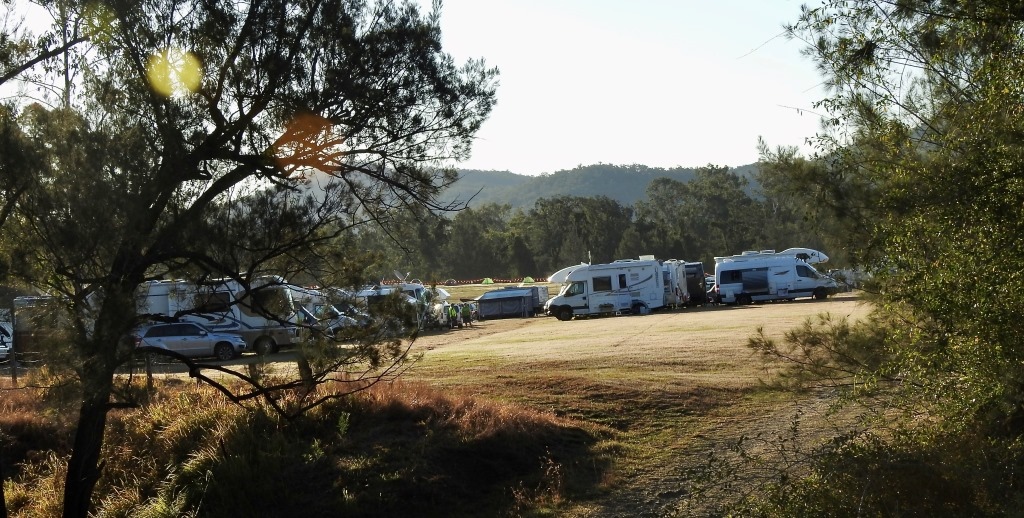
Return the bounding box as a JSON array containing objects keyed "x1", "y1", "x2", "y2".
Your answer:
[
  {"x1": 520, "y1": 195, "x2": 633, "y2": 274},
  {"x1": 440, "y1": 203, "x2": 513, "y2": 279},
  {"x1": 0, "y1": 0, "x2": 497, "y2": 515},
  {"x1": 635, "y1": 165, "x2": 762, "y2": 264},
  {"x1": 736, "y1": 0, "x2": 1024, "y2": 512}
]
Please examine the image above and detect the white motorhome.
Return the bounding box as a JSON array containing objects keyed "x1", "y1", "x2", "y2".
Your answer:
[
  {"x1": 137, "y1": 276, "x2": 302, "y2": 354},
  {"x1": 544, "y1": 258, "x2": 665, "y2": 321},
  {"x1": 661, "y1": 259, "x2": 690, "y2": 308},
  {"x1": 713, "y1": 251, "x2": 837, "y2": 305}
]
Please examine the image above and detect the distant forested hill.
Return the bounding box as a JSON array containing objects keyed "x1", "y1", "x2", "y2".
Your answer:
[{"x1": 439, "y1": 163, "x2": 760, "y2": 210}]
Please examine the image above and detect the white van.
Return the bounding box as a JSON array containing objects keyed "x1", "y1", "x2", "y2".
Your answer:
[{"x1": 714, "y1": 252, "x2": 837, "y2": 305}]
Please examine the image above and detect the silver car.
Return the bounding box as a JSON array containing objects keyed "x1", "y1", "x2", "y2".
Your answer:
[
  {"x1": 0, "y1": 322, "x2": 11, "y2": 360},
  {"x1": 134, "y1": 322, "x2": 247, "y2": 360}
]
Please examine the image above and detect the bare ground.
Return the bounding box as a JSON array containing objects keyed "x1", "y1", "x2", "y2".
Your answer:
[{"x1": 402, "y1": 292, "x2": 873, "y2": 517}]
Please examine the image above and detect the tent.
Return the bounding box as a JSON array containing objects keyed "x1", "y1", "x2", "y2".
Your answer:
[{"x1": 477, "y1": 288, "x2": 533, "y2": 319}]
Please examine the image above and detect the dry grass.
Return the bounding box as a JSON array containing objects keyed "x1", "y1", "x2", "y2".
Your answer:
[{"x1": 2, "y1": 375, "x2": 611, "y2": 517}]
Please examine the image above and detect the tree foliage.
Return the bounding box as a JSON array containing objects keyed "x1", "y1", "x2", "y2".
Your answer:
[
  {"x1": 0, "y1": 0, "x2": 497, "y2": 514},
  {"x1": 734, "y1": 0, "x2": 1024, "y2": 513}
]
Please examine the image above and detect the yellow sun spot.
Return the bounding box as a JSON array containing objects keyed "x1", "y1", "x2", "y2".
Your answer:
[{"x1": 146, "y1": 48, "x2": 203, "y2": 97}]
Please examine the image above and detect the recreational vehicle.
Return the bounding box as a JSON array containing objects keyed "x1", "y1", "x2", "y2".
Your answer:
[
  {"x1": 661, "y1": 259, "x2": 690, "y2": 308},
  {"x1": 544, "y1": 258, "x2": 665, "y2": 321},
  {"x1": 684, "y1": 261, "x2": 708, "y2": 306},
  {"x1": 137, "y1": 276, "x2": 302, "y2": 354},
  {"x1": 355, "y1": 281, "x2": 429, "y2": 328},
  {"x1": 713, "y1": 251, "x2": 837, "y2": 305}
]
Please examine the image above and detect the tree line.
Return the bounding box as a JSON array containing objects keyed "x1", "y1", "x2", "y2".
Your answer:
[{"x1": 350, "y1": 164, "x2": 835, "y2": 283}]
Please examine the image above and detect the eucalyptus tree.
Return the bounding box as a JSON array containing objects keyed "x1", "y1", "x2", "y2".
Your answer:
[{"x1": 0, "y1": 0, "x2": 497, "y2": 515}]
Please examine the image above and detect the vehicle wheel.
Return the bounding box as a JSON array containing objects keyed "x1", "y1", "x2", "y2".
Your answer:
[
  {"x1": 737, "y1": 294, "x2": 752, "y2": 305},
  {"x1": 631, "y1": 302, "x2": 646, "y2": 315},
  {"x1": 214, "y1": 343, "x2": 235, "y2": 361},
  {"x1": 813, "y1": 288, "x2": 828, "y2": 300},
  {"x1": 254, "y1": 337, "x2": 275, "y2": 356},
  {"x1": 556, "y1": 307, "x2": 574, "y2": 321}
]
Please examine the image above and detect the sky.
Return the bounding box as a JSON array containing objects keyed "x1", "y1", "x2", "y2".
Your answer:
[{"x1": 423, "y1": 0, "x2": 827, "y2": 176}]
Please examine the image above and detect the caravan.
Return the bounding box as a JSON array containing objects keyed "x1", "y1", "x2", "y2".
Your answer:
[
  {"x1": 713, "y1": 250, "x2": 837, "y2": 305},
  {"x1": 137, "y1": 276, "x2": 302, "y2": 354},
  {"x1": 544, "y1": 258, "x2": 665, "y2": 321}
]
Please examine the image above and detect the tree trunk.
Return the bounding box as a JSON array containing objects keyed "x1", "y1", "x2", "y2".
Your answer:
[{"x1": 61, "y1": 362, "x2": 114, "y2": 518}]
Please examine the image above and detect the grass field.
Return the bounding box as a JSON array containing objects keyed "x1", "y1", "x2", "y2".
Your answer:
[{"x1": 401, "y1": 290, "x2": 872, "y2": 516}]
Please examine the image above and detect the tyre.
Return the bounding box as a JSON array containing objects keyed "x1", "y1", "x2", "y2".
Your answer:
[
  {"x1": 214, "y1": 343, "x2": 235, "y2": 361},
  {"x1": 737, "y1": 294, "x2": 752, "y2": 305},
  {"x1": 556, "y1": 307, "x2": 574, "y2": 321},
  {"x1": 813, "y1": 288, "x2": 828, "y2": 300},
  {"x1": 254, "y1": 337, "x2": 276, "y2": 356}
]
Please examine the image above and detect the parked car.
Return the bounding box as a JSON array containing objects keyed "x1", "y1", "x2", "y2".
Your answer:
[
  {"x1": 133, "y1": 322, "x2": 247, "y2": 360},
  {"x1": 0, "y1": 322, "x2": 11, "y2": 361}
]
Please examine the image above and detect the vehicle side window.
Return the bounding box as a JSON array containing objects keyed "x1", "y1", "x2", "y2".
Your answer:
[
  {"x1": 179, "y1": 324, "x2": 202, "y2": 336},
  {"x1": 196, "y1": 291, "x2": 232, "y2": 313},
  {"x1": 593, "y1": 276, "x2": 612, "y2": 292},
  {"x1": 796, "y1": 265, "x2": 817, "y2": 278},
  {"x1": 566, "y1": 281, "x2": 585, "y2": 296},
  {"x1": 145, "y1": 326, "x2": 167, "y2": 338},
  {"x1": 721, "y1": 270, "x2": 743, "y2": 283}
]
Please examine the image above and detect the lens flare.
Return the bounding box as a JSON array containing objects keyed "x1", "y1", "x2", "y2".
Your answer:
[{"x1": 146, "y1": 48, "x2": 203, "y2": 97}]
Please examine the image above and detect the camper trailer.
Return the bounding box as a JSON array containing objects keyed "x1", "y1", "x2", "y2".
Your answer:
[
  {"x1": 544, "y1": 258, "x2": 665, "y2": 321},
  {"x1": 713, "y1": 251, "x2": 837, "y2": 305},
  {"x1": 137, "y1": 276, "x2": 302, "y2": 354}
]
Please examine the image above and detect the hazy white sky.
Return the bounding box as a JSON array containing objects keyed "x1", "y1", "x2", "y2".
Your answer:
[{"x1": 426, "y1": 0, "x2": 826, "y2": 175}]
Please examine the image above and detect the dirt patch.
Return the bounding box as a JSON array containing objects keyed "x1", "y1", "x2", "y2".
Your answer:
[{"x1": 403, "y1": 293, "x2": 872, "y2": 516}]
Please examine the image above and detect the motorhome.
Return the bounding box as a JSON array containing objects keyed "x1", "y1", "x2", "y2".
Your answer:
[
  {"x1": 137, "y1": 276, "x2": 302, "y2": 354},
  {"x1": 661, "y1": 259, "x2": 690, "y2": 308},
  {"x1": 684, "y1": 262, "x2": 708, "y2": 306},
  {"x1": 713, "y1": 251, "x2": 837, "y2": 305},
  {"x1": 544, "y1": 258, "x2": 665, "y2": 321}
]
